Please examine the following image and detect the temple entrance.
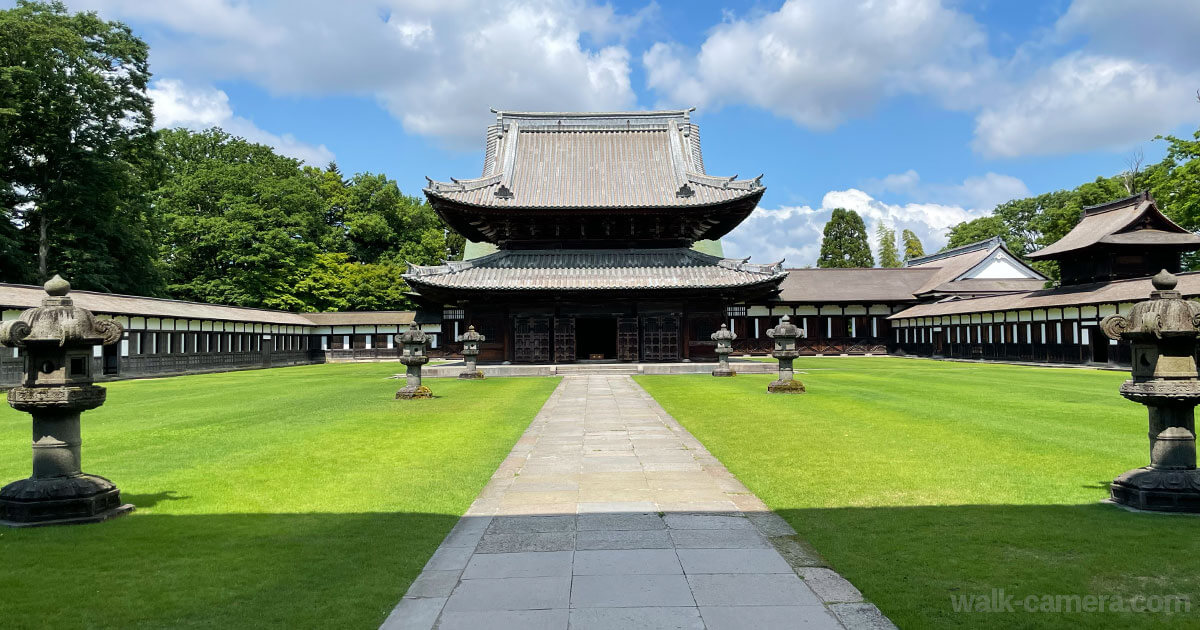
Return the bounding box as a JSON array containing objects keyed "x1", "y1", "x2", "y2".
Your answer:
[{"x1": 576, "y1": 317, "x2": 617, "y2": 360}]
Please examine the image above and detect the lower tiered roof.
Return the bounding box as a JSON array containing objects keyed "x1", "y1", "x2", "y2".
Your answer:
[{"x1": 403, "y1": 248, "x2": 786, "y2": 301}]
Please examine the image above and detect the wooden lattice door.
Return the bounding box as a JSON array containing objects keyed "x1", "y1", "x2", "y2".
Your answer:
[
  {"x1": 553, "y1": 317, "x2": 575, "y2": 363},
  {"x1": 617, "y1": 317, "x2": 639, "y2": 361},
  {"x1": 641, "y1": 314, "x2": 680, "y2": 361},
  {"x1": 514, "y1": 317, "x2": 550, "y2": 363}
]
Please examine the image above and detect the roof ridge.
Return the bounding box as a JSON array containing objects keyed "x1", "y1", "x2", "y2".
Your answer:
[
  {"x1": 1082, "y1": 190, "x2": 1151, "y2": 217},
  {"x1": 905, "y1": 236, "x2": 1001, "y2": 267},
  {"x1": 492, "y1": 108, "x2": 694, "y2": 119},
  {"x1": 0, "y1": 282, "x2": 299, "y2": 315}
]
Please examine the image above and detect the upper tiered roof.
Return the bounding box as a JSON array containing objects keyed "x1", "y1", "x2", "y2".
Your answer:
[
  {"x1": 1028, "y1": 191, "x2": 1200, "y2": 260},
  {"x1": 424, "y1": 109, "x2": 766, "y2": 247}
]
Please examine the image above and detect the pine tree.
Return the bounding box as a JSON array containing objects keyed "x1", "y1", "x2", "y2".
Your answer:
[
  {"x1": 817, "y1": 208, "x2": 875, "y2": 268},
  {"x1": 876, "y1": 224, "x2": 901, "y2": 267},
  {"x1": 902, "y1": 229, "x2": 925, "y2": 262}
]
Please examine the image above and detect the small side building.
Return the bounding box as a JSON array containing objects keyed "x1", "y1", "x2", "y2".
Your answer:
[{"x1": 889, "y1": 192, "x2": 1200, "y2": 365}]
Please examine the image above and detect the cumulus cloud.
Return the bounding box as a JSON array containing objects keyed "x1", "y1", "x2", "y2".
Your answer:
[
  {"x1": 723, "y1": 171, "x2": 1024, "y2": 266},
  {"x1": 866, "y1": 170, "x2": 1029, "y2": 210},
  {"x1": 1055, "y1": 0, "x2": 1200, "y2": 69},
  {"x1": 148, "y1": 79, "x2": 335, "y2": 166},
  {"x1": 642, "y1": 0, "x2": 991, "y2": 129},
  {"x1": 643, "y1": 0, "x2": 1200, "y2": 158},
  {"x1": 973, "y1": 54, "x2": 1200, "y2": 158},
  {"x1": 76, "y1": 0, "x2": 640, "y2": 148}
]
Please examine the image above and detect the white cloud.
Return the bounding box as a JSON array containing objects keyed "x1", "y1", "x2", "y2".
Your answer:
[
  {"x1": 867, "y1": 170, "x2": 1029, "y2": 210},
  {"x1": 641, "y1": 0, "x2": 1200, "y2": 158},
  {"x1": 973, "y1": 54, "x2": 1200, "y2": 158},
  {"x1": 148, "y1": 79, "x2": 335, "y2": 166},
  {"x1": 1055, "y1": 0, "x2": 1200, "y2": 69},
  {"x1": 75, "y1": 0, "x2": 640, "y2": 148},
  {"x1": 643, "y1": 0, "x2": 992, "y2": 129},
  {"x1": 724, "y1": 171, "x2": 1024, "y2": 266}
]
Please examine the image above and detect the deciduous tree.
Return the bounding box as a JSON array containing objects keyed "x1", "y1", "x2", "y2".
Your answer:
[{"x1": 0, "y1": 1, "x2": 160, "y2": 293}]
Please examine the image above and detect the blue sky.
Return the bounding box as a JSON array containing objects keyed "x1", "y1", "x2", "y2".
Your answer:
[{"x1": 55, "y1": 1, "x2": 1200, "y2": 265}]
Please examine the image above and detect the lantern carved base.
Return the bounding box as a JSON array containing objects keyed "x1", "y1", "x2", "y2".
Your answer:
[
  {"x1": 1109, "y1": 467, "x2": 1200, "y2": 513},
  {"x1": 396, "y1": 385, "x2": 433, "y2": 399},
  {"x1": 711, "y1": 368, "x2": 735, "y2": 377},
  {"x1": 458, "y1": 371, "x2": 485, "y2": 380},
  {"x1": 0, "y1": 473, "x2": 134, "y2": 527},
  {"x1": 767, "y1": 379, "x2": 806, "y2": 394}
]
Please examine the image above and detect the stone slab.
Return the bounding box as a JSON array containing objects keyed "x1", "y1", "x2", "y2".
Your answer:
[
  {"x1": 571, "y1": 574, "x2": 696, "y2": 608},
  {"x1": 443, "y1": 576, "x2": 571, "y2": 612},
  {"x1": 687, "y1": 573, "x2": 822, "y2": 607},
  {"x1": 799, "y1": 567, "x2": 865, "y2": 603},
  {"x1": 676, "y1": 548, "x2": 795, "y2": 574},
  {"x1": 700, "y1": 605, "x2": 843, "y2": 630},
  {"x1": 829, "y1": 603, "x2": 899, "y2": 630},
  {"x1": 568, "y1": 607, "x2": 704, "y2": 630},
  {"x1": 573, "y1": 549, "x2": 683, "y2": 575},
  {"x1": 435, "y1": 609, "x2": 568, "y2": 630},
  {"x1": 462, "y1": 551, "x2": 573, "y2": 579}
]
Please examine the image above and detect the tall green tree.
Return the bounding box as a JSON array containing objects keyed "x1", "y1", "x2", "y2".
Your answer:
[
  {"x1": 153, "y1": 128, "x2": 327, "y2": 310},
  {"x1": 876, "y1": 223, "x2": 901, "y2": 267},
  {"x1": 0, "y1": 1, "x2": 161, "y2": 293},
  {"x1": 291, "y1": 253, "x2": 411, "y2": 312},
  {"x1": 901, "y1": 229, "x2": 925, "y2": 262},
  {"x1": 817, "y1": 208, "x2": 874, "y2": 268}
]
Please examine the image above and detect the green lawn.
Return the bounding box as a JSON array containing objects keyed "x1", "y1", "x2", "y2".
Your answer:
[
  {"x1": 636, "y1": 358, "x2": 1200, "y2": 629},
  {"x1": 0, "y1": 363, "x2": 558, "y2": 629}
]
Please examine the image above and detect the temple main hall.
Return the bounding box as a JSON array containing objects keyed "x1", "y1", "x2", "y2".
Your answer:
[{"x1": 407, "y1": 109, "x2": 786, "y2": 363}]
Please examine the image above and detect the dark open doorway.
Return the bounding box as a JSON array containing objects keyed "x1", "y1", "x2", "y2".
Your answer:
[{"x1": 576, "y1": 317, "x2": 617, "y2": 360}]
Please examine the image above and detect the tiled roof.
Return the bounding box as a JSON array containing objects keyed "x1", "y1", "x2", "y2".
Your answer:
[
  {"x1": 426, "y1": 110, "x2": 763, "y2": 209},
  {"x1": 0, "y1": 283, "x2": 314, "y2": 325},
  {"x1": 888, "y1": 272, "x2": 1200, "y2": 319},
  {"x1": 404, "y1": 248, "x2": 786, "y2": 292},
  {"x1": 1028, "y1": 192, "x2": 1200, "y2": 259},
  {"x1": 906, "y1": 237, "x2": 1044, "y2": 295},
  {"x1": 301, "y1": 311, "x2": 414, "y2": 325},
  {"x1": 776, "y1": 268, "x2": 935, "y2": 302}
]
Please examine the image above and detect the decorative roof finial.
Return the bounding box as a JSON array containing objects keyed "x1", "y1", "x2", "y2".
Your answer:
[{"x1": 44, "y1": 274, "x2": 70, "y2": 296}]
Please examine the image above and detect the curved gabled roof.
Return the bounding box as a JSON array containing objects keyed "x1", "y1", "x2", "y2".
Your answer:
[
  {"x1": 404, "y1": 248, "x2": 786, "y2": 292},
  {"x1": 425, "y1": 109, "x2": 764, "y2": 210},
  {"x1": 1028, "y1": 191, "x2": 1200, "y2": 260}
]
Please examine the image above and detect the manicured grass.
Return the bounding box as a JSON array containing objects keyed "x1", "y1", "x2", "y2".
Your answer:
[
  {"x1": 636, "y1": 358, "x2": 1200, "y2": 629},
  {"x1": 0, "y1": 364, "x2": 558, "y2": 629}
]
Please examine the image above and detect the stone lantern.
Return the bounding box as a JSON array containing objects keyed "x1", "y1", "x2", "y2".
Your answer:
[
  {"x1": 457, "y1": 325, "x2": 486, "y2": 380},
  {"x1": 765, "y1": 315, "x2": 805, "y2": 394},
  {"x1": 395, "y1": 325, "x2": 432, "y2": 399},
  {"x1": 711, "y1": 323, "x2": 736, "y2": 377},
  {"x1": 0, "y1": 275, "x2": 131, "y2": 526},
  {"x1": 1100, "y1": 270, "x2": 1200, "y2": 512}
]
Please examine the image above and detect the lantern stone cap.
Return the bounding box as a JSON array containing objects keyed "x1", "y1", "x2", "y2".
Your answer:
[
  {"x1": 1101, "y1": 269, "x2": 1200, "y2": 340},
  {"x1": 766, "y1": 314, "x2": 802, "y2": 338},
  {"x1": 397, "y1": 325, "x2": 430, "y2": 344},
  {"x1": 711, "y1": 323, "x2": 736, "y2": 341},
  {"x1": 0, "y1": 275, "x2": 122, "y2": 348},
  {"x1": 458, "y1": 324, "x2": 486, "y2": 342}
]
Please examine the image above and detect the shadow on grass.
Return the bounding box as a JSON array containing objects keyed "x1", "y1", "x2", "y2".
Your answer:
[
  {"x1": 772, "y1": 502, "x2": 1200, "y2": 629},
  {"x1": 1, "y1": 511, "x2": 461, "y2": 629},
  {"x1": 123, "y1": 490, "x2": 191, "y2": 507}
]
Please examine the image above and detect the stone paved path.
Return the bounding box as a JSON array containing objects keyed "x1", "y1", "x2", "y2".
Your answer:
[{"x1": 382, "y1": 375, "x2": 895, "y2": 630}]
